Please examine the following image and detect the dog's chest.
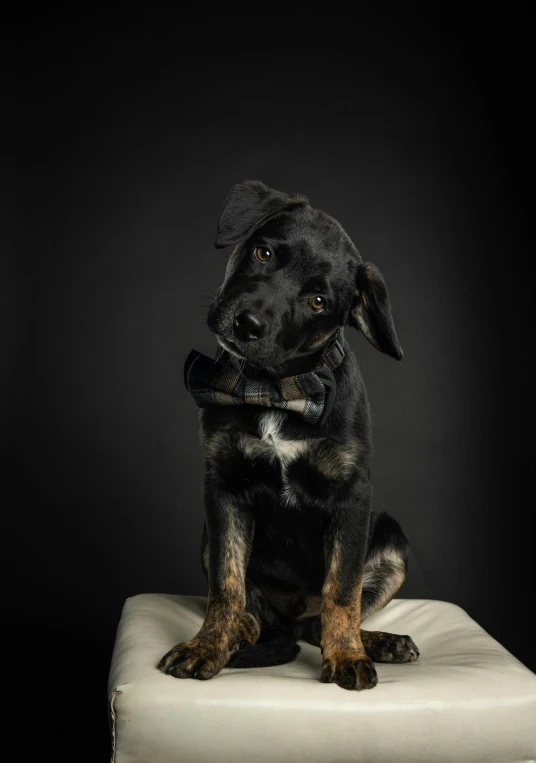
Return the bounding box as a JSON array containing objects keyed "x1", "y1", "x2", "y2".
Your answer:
[
  {"x1": 238, "y1": 412, "x2": 308, "y2": 506},
  {"x1": 258, "y1": 412, "x2": 308, "y2": 463},
  {"x1": 239, "y1": 412, "x2": 308, "y2": 471}
]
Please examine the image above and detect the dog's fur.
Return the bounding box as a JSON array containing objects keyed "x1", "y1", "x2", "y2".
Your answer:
[{"x1": 158, "y1": 181, "x2": 419, "y2": 690}]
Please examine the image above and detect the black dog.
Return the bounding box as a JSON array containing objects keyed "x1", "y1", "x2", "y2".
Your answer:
[{"x1": 159, "y1": 181, "x2": 419, "y2": 690}]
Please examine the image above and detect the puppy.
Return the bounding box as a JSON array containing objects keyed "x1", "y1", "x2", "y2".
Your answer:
[{"x1": 158, "y1": 181, "x2": 419, "y2": 690}]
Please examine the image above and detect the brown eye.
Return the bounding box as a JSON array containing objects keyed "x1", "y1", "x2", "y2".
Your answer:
[
  {"x1": 254, "y1": 246, "x2": 271, "y2": 262},
  {"x1": 310, "y1": 295, "x2": 325, "y2": 312}
]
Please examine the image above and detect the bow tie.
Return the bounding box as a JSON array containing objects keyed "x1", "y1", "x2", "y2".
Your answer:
[{"x1": 184, "y1": 332, "x2": 345, "y2": 426}]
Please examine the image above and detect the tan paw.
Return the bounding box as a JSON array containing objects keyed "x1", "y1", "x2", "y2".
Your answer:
[
  {"x1": 158, "y1": 637, "x2": 229, "y2": 680},
  {"x1": 158, "y1": 612, "x2": 260, "y2": 680},
  {"x1": 320, "y1": 652, "x2": 378, "y2": 690}
]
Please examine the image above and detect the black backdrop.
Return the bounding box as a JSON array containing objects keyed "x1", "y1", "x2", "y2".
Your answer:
[{"x1": 7, "y1": 9, "x2": 533, "y2": 760}]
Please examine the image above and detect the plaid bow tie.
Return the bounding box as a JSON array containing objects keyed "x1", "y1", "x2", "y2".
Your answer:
[{"x1": 184, "y1": 332, "x2": 345, "y2": 426}]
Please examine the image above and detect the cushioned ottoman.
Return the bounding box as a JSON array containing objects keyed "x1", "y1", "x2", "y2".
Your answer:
[{"x1": 108, "y1": 595, "x2": 536, "y2": 763}]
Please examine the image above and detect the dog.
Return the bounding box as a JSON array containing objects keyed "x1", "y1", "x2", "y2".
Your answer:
[{"x1": 158, "y1": 180, "x2": 419, "y2": 690}]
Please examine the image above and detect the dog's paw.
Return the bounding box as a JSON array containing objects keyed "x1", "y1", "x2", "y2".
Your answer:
[
  {"x1": 158, "y1": 638, "x2": 229, "y2": 680},
  {"x1": 236, "y1": 612, "x2": 261, "y2": 646},
  {"x1": 157, "y1": 613, "x2": 260, "y2": 680},
  {"x1": 320, "y1": 652, "x2": 378, "y2": 691},
  {"x1": 362, "y1": 631, "x2": 420, "y2": 663}
]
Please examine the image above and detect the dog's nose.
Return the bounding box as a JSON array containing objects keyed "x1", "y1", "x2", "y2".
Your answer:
[{"x1": 234, "y1": 310, "x2": 266, "y2": 341}]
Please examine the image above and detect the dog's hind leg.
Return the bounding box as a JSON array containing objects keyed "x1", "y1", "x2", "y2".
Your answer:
[
  {"x1": 299, "y1": 512, "x2": 419, "y2": 663},
  {"x1": 360, "y1": 510, "x2": 408, "y2": 621}
]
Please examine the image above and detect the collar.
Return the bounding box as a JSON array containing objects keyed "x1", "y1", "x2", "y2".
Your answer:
[{"x1": 184, "y1": 329, "x2": 345, "y2": 426}]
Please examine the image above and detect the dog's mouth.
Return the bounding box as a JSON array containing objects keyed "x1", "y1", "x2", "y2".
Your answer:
[
  {"x1": 216, "y1": 334, "x2": 293, "y2": 371},
  {"x1": 216, "y1": 335, "x2": 246, "y2": 362}
]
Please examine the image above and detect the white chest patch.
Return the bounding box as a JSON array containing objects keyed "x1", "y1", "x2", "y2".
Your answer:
[
  {"x1": 237, "y1": 412, "x2": 309, "y2": 507},
  {"x1": 258, "y1": 412, "x2": 309, "y2": 465},
  {"x1": 255, "y1": 412, "x2": 308, "y2": 507}
]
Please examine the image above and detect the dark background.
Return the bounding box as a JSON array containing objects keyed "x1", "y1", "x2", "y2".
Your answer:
[{"x1": 7, "y1": 8, "x2": 533, "y2": 761}]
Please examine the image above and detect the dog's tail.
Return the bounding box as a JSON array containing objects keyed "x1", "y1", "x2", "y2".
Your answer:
[{"x1": 226, "y1": 629, "x2": 300, "y2": 669}]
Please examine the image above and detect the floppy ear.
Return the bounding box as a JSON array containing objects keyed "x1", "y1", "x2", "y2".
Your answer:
[
  {"x1": 349, "y1": 262, "x2": 403, "y2": 360},
  {"x1": 215, "y1": 180, "x2": 306, "y2": 248}
]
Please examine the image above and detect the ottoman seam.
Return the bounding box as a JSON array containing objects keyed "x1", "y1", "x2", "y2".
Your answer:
[{"x1": 109, "y1": 688, "x2": 121, "y2": 763}]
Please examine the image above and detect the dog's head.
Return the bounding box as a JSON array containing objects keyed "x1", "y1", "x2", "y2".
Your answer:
[{"x1": 208, "y1": 181, "x2": 402, "y2": 369}]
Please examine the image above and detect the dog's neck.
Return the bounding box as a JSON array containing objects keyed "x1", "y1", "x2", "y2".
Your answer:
[{"x1": 224, "y1": 329, "x2": 344, "y2": 380}]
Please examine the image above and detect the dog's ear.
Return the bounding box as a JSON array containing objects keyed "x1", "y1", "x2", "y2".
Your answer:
[
  {"x1": 215, "y1": 180, "x2": 306, "y2": 248},
  {"x1": 349, "y1": 262, "x2": 403, "y2": 360}
]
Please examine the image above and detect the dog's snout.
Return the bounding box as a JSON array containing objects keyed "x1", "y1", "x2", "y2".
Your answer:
[{"x1": 234, "y1": 310, "x2": 266, "y2": 341}]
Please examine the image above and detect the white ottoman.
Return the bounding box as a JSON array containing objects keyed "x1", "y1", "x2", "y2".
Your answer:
[{"x1": 108, "y1": 595, "x2": 536, "y2": 763}]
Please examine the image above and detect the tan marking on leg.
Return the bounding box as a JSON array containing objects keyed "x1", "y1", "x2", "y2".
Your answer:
[
  {"x1": 321, "y1": 537, "x2": 365, "y2": 657},
  {"x1": 159, "y1": 501, "x2": 259, "y2": 680},
  {"x1": 361, "y1": 545, "x2": 406, "y2": 621},
  {"x1": 320, "y1": 536, "x2": 378, "y2": 689}
]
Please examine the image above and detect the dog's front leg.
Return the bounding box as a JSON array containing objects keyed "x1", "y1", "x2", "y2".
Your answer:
[
  {"x1": 320, "y1": 472, "x2": 378, "y2": 690},
  {"x1": 158, "y1": 487, "x2": 260, "y2": 679}
]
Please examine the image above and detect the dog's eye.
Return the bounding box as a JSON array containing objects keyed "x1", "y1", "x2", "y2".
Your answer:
[
  {"x1": 254, "y1": 246, "x2": 271, "y2": 263},
  {"x1": 310, "y1": 296, "x2": 326, "y2": 312}
]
